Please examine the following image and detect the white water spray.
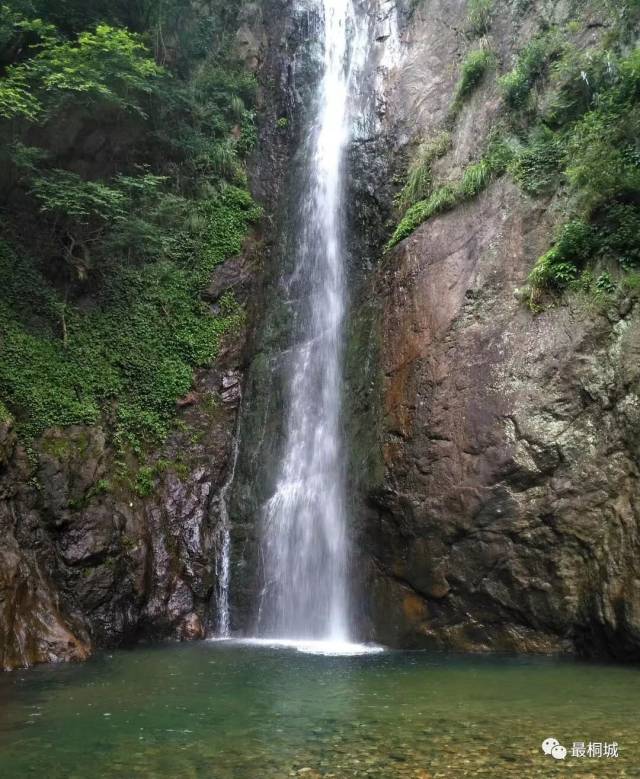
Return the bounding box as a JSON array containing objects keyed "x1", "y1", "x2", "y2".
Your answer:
[{"x1": 257, "y1": 0, "x2": 365, "y2": 641}]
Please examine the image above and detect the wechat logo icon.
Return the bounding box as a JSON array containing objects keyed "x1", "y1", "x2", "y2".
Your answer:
[{"x1": 542, "y1": 738, "x2": 567, "y2": 760}]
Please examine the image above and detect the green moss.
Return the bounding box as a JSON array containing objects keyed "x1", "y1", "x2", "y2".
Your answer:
[
  {"x1": 135, "y1": 465, "x2": 155, "y2": 497},
  {"x1": 91, "y1": 478, "x2": 111, "y2": 496},
  {"x1": 40, "y1": 435, "x2": 76, "y2": 460},
  {"x1": 135, "y1": 457, "x2": 188, "y2": 497},
  {"x1": 621, "y1": 271, "x2": 640, "y2": 293}
]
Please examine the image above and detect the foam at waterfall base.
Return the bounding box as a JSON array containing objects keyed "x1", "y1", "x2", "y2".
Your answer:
[{"x1": 210, "y1": 637, "x2": 385, "y2": 656}]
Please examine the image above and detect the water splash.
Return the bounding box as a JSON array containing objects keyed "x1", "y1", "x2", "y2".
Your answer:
[
  {"x1": 225, "y1": 638, "x2": 384, "y2": 656},
  {"x1": 257, "y1": 0, "x2": 365, "y2": 641}
]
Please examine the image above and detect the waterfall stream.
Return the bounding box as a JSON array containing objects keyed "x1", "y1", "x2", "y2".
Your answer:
[
  {"x1": 256, "y1": 0, "x2": 365, "y2": 641},
  {"x1": 214, "y1": 400, "x2": 242, "y2": 638}
]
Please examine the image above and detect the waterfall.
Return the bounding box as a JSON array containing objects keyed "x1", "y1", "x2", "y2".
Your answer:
[
  {"x1": 257, "y1": 0, "x2": 364, "y2": 641},
  {"x1": 214, "y1": 403, "x2": 242, "y2": 638}
]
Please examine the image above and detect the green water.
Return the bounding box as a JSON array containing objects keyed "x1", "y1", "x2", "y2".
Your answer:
[{"x1": 0, "y1": 641, "x2": 639, "y2": 778}]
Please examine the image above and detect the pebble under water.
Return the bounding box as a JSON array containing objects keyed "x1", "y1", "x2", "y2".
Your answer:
[{"x1": 0, "y1": 642, "x2": 639, "y2": 778}]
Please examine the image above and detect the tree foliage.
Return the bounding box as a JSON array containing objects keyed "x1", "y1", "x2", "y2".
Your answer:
[
  {"x1": 0, "y1": 0, "x2": 259, "y2": 450},
  {"x1": 0, "y1": 16, "x2": 161, "y2": 120}
]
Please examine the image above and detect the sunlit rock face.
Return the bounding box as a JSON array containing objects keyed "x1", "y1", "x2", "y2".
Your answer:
[{"x1": 360, "y1": 177, "x2": 640, "y2": 658}]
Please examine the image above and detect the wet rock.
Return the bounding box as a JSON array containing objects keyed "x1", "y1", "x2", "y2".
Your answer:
[
  {"x1": 0, "y1": 544, "x2": 90, "y2": 670},
  {"x1": 177, "y1": 392, "x2": 199, "y2": 408},
  {"x1": 178, "y1": 612, "x2": 205, "y2": 641},
  {"x1": 204, "y1": 253, "x2": 253, "y2": 303},
  {"x1": 234, "y1": 2, "x2": 266, "y2": 72},
  {"x1": 221, "y1": 371, "x2": 243, "y2": 405},
  {"x1": 0, "y1": 225, "x2": 250, "y2": 669}
]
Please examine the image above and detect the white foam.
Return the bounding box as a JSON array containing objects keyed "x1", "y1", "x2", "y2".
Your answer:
[{"x1": 211, "y1": 638, "x2": 385, "y2": 657}]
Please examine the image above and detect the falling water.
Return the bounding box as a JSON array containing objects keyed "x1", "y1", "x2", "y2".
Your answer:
[
  {"x1": 214, "y1": 407, "x2": 242, "y2": 637},
  {"x1": 258, "y1": 0, "x2": 364, "y2": 641}
]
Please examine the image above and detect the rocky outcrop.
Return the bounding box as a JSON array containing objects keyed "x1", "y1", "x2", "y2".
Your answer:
[
  {"x1": 3, "y1": 0, "x2": 638, "y2": 669},
  {"x1": 359, "y1": 179, "x2": 640, "y2": 658},
  {"x1": 0, "y1": 253, "x2": 253, "y2": 669},
  {"x1": 348, "y1": 0, "x2": 640, "y2": 660}
]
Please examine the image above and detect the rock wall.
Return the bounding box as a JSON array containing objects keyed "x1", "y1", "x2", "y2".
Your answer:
[
  {"x1": 348, "y1": 0, "x2": 640, "y2": 660},
  {"x1": 3, "y1": 0, "x2": 639, "y2": 670},
  {"x1": 0, "y1": 249, "x2": 254, "y2": 670}
]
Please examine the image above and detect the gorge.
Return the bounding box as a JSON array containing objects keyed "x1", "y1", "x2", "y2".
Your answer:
[
  {"x1": 1, "y1": 0, "x2": 640, "y2": 775},
  {"x1": 0, "y1": 0, "x2": 639, "y2": 686}
]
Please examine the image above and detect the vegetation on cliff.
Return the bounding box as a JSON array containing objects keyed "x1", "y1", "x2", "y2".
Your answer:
[
  {"x1": 0, "y1": 0, "x2": 259, "y2": 450},
  {"x1": 390, "y1": 0, "x2": 640, "y2": 306}
]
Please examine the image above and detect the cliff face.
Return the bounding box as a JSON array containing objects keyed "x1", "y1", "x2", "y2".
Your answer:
[
  {"x1": 349, "y1": 0, "x2": 640, "y2": 660},
  {"x1": 0, "y1": 2, "x2": 265, "y2": 670},
  {"x1": 0, "y1": 265, "x2": 250, "y2": 670},
  {"x1": 362, "y1": 178, "x2": 640, "y2": 658},
  {"x1": 2, "y1": 0, "x2": 639, "y2": 671}
]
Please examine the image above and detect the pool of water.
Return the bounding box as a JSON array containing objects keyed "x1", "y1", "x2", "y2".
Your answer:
[{"x1": 0, "y1": 641, "x2": 638, "y2": 778}]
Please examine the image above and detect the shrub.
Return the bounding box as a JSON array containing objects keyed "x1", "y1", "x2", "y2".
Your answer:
[
  {"x1": 544, "y1": 46, "x2": 604, "y2": 127},
  {"x1": 396, "y1": 131, "x2": 451, "y2": 211},
  {"x1": 467, "y1": 0, "x2": 493, "y2": 37},
  {"x1": 500, "y1": 34, "x2": 560, "y2": 109},
  {"x1": 566, "y1": 108, "x2": 640, "y2": 215},
  {"x1": 557, "y1": 48, "x2": 640, "y2": 217},
  {"x1": 453, "y1": 48, "x2": 495, "y2": 108},
  {"x1": 595, "y1": 271, "x2": 616, "y2": 294},
  {"x1": 1, "y1": 23, "x2": 161, "y2": 121},
  {"x1": 597, "y1": 203, "x2": 640, "y2": 269},
  {"x1": 528, "y1": 220, "x2": 596, "y2": 291},
  {"x1": 509, "y1": 126, "x2": 564, "y2": 195},
  {"x1": 515, "y1": 47, "x2": 640, "y2": 298}
]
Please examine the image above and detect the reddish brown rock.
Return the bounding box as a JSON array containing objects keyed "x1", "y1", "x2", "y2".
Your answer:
[{"x1": 359, "y1": 179, "x2": 640, "y2": 658}]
